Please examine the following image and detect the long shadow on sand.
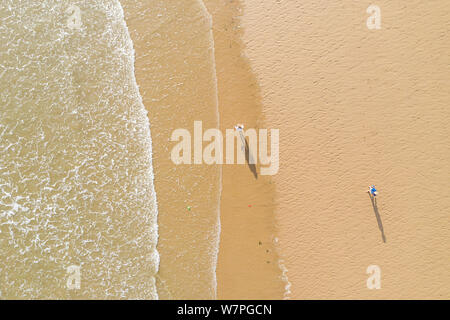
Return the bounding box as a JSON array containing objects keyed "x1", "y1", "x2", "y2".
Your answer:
[
  {"x1": 368, "y1": 193, "x2": 386, "y2": 243},
  {"x1": 242, "y1": 134, "x2": 258, "y2": 179}
]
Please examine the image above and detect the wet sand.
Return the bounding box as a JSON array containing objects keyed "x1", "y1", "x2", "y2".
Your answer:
[
  {"x1": 240, "y1": 0, "x2": 450, "y2": 298},
  {"x1": 123, "y1": 0, "x2": 285, "y2": 299},
  {"x1": 204, "y1": 0, "x2": 285, "y2": 299},
  {"x1": 122, "y1": 0, "x2": 221, "y2": 299}
]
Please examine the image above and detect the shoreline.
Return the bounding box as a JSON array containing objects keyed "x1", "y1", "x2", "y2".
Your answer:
[{"x1": 122, "y1": 0, "x2": 222, "y2": 299}]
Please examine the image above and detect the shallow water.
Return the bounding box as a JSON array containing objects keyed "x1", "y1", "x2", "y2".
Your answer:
[{"x1": 0, "y1": 0, "x2": 158, "y2": 299}]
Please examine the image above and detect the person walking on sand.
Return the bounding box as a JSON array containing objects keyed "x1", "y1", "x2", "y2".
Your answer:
[
  {"x1": 368, "y1": 185, "x2": 378, "y2": 197},
  {"x1": 235, "y1": 124, "x2": 246, "y2": 151}
]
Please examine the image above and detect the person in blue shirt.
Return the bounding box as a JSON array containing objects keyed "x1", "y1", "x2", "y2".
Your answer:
[{"x1": 368, "y1": 185, "x2": 378, "y2": 197}]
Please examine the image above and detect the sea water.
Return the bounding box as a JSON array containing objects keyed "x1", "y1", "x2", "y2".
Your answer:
[{"x1": 0, "y1": 0, "x2": 159, "y2": 299}]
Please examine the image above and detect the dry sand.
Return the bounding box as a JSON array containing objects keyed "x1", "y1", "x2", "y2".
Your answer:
[{"x1": 240, "y1": 0, "x2": 450, "y2": 299}]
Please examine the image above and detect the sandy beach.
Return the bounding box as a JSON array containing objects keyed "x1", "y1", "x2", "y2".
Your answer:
[
  {"x1": 119, "y1": 0, "x2": 450, "y2": 299},
  {"x1": 121, "y1": 0, "x2": 450, "y2": 299}
]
